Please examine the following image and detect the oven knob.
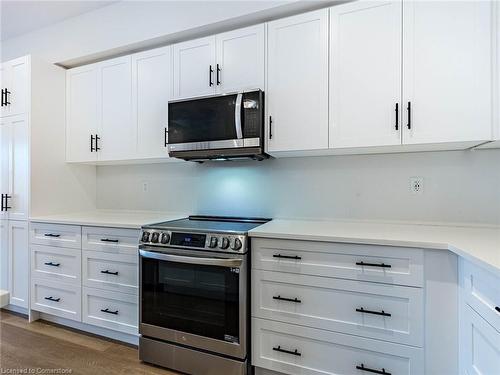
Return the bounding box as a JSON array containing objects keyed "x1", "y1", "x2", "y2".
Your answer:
[
  {"x1": 151, "y1": 232, "x2": 160, "y2": 243},
  {"x1": 220, "y1": 237, "x2": 230, "y2": 250},
  {"x1": 209, "y1": 237, "x2": 218, "y2": 248},
  {"x1": 160, "y1": 232, "x2": 170, "y2": 244},
  {"x1": 231, "y1": 238, "x2": 242, "y2": 251},
  {"x1": 141, "y1": 231, "x2": 150, "y2": 242}
]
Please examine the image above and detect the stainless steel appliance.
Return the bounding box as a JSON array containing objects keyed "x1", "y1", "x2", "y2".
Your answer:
[
  {"x1": 138, "y1": 215, "x2": 270, "y2": 375},
  {"x1": 167, "y1": 90, "x2": 267, "y2": 162}
]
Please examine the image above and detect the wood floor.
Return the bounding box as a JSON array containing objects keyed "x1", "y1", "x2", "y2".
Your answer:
[{"x1": 0, "y1": 310, "x2": 178, "y2": 374}]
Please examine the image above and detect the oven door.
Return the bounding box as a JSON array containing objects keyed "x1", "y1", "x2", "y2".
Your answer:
[{"x1": 139, "y1": 247, "x2": 247, "y2": 359}]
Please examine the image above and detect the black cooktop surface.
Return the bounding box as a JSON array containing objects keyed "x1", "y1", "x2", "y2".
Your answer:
[{"x1": 145, "y1": 215, "x2": 271, "y2": 234}]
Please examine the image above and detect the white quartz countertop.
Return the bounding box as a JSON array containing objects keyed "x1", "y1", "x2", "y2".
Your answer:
[
  {"x1": 30, "y1": 210, "x2": 186, "y2": 229},
  {"x1": 249, "y1": 219, "x2": 500, "y2": 276}
]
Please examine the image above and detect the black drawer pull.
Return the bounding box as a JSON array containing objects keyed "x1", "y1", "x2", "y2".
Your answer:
[
  {"x1": 356, "y1": 307, "x2": 391, "y2": 317},
  {"x1": 100, "y1": 238, "x2": 119, "y2": 243},
  {"x1": 101, "y1": 270, "x2": 119, "y2": 276},
  {"x1": 44, "y1": 296, "x2": 60, "y2": 302},
  {"x1": 100, "y1": 308, "x2": 119, "y2": 315},
  {"x1": 44, "y1": 233, "x2": 61, "y2": 238},
  {"x1": 273, "y1": 295, "x2": 301, "y2": 303},
  {"x1": 495, "y1": 306, "x2": 500, "y2": 313},
  {"x1": 273, "y1": 254, "x2": 302, "y2": 260},
  {"x1": 356, "y1": 261, "x2": 391, "y2": 268},
  {"x1": 44, "y1": 262, "x2": 61, "y2": 267},
  {"x1": 356, "y1": 364, "x2": 391, "y2": 375},
  {"x1": 272, "y1": 346, "x2": 301, "y2": 357}
]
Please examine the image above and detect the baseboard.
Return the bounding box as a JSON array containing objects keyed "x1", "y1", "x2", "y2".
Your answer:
[{"x1": 2, "y1": 304, "x2": 28, "y2": 316}]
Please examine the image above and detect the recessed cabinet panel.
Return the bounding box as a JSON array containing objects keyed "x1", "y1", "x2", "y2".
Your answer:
[
  {"x1": 0, "y1": 56, "x2": 29, "y2": 119},
  {"x1": 267, "y1": 9, "x2": 329, "y2": 152},
  {"x1": 132, "y1": 47, "x2": 172, "y2": 159},
  {"x1": 173, "y1": 36, "x2": 216, "y2": 99},
  {"x1": 216, "y1": 25, "x2": 265, "y2": 93},
  {"x1": 403, "y1": 1, "x2": 492, "y2": 144},
  {"x1": 8, "y1": 220, "x2": 28, "y2": 308},
  {"x1": 330, "y1": 1, "x2": 402, "y2": 148},
  {"x1": 0, "y1": 220, "x2": 8, "y2": 291}
]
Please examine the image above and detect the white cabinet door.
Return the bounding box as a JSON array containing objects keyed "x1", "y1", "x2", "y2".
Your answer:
[
  {"x1": 403, "y1": 1, "x2": 492, "y2": 145},
  {"x1": 0, "y1": 56, "x2": 30, "y2": 118},
  {"x1": 173, "y1": 36, "x2": 216, "y2": 99},
  {"x1": 132, "y1": 47, "x2": 172, "y2": 159},
  {"x1": 66, "y1": 64, "x2": 98, "y2": 163},
  {"x1": 0, "y1": 115, "x2": 29, "y2": 221},
  {"x1": 98, "y1": 56, "x2": 134, "y2": 161},
  {"x1": 8, "y1": 220, "x2": 28, "y2": 308},
  {"x1": 216, "y1": 24, "x2": 265, "y2": 93},
  {"x1": 267, "y1": 9, "x2": 329, "y2": 153},
  {"x1": 0, "y1": 220, "x2": 8, "y2": 291},
  {"x1": 330, "y1": 1, "x2": 402, "y2": 148}
]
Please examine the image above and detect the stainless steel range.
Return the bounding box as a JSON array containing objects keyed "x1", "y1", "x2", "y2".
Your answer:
[{"x1": 138, "y1": 215, "x2": 270, "y2": 375}]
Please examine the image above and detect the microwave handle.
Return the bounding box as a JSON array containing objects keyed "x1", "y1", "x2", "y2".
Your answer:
[
  {"x1": 139, "y1": 249, "x2": 243, "y2": 268},
  {"x1": 235, "y1": 93, "x2": 243, "y2": 139}
]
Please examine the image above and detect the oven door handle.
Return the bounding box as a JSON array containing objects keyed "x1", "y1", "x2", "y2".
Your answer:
[
  {"x1": 235, "y1": 93, "x2": 243, "y2": 139},
  {"x1": 139, "y1": 249, "x2": 243, "y2": 268}
]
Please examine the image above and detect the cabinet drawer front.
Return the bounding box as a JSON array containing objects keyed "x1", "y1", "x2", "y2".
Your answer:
[
  {"x1": 82, "y1": 227, "x2": 139, "y2": 254},
  {"x1": 252, "y1": 238, "x2": 424, "y2": 287},
  {"x1": 82, "y1": 251, "x2": 138, "y2": 295},
  {"x1": 460, "y1": 305, "x2": 500, "y2": 375},
  {"x1": 83, "y1": 287, "x2": 138, "y2": 335},
  {"x1": 31, "y1": 245, "x2": 81, "y2": 284},
  {"x1": 31, "y1": 279, "x2": 81, "y2": 321},
  {"x1": 461, "y1": 261, "x2": 500, "y2": 331},
  {"x1": 30, "y1": 222, "x2": 81, "y2": 249},
  {"x1": 252, "y1": 318, "x2": 424, "y2": 375},
  {"x1": 252, "y1": 270, "x2": 423, "y2": 347}
]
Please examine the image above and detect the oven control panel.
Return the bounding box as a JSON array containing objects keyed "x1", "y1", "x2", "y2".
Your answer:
[{"x1": 140, "y1": 229, "x2": 247, "y2": 253}]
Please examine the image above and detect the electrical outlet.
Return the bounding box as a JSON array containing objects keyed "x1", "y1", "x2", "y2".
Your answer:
[
  {"x1": 410, "y1": 177, "x2": 424, "y2": 194},
  {"x1": 142, "y1": 182, "x2": 149, "y2": 193}
]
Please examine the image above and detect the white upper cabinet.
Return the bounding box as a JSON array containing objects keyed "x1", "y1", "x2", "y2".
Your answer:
[
  {"x1": 173, "y1": 36, "x2": 216, "y2": 99},
  {"x1": 216, "y1": 24, "x2": 265, "y2": 93},
  {"x1": 132, "y1": 46, "x2": 172, "y2": 159},
  {"x1": 0, "y1": 56, "x2": 30, "y2": 119},
  {"x1": 402, "y1": 0, "x2": 492, "y2": 145},
  {"x1": 267, "y1": 9, "x2": 329, "y2": 153},
  {"x1": 0, "y1": 115, "x2": 29, "y2": 221},
  {"x1": 330, "y1": 1, "x2": 402, "y2": 148},
  {"x1": 66, "y1": 65, "x2": 99, "y2": 163},
  {"x1": 98, "y1": 56, "x2": 134, "y2": 161}
]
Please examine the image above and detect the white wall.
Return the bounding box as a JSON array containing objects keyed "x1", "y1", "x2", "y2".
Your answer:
[{"x1": 97, "y1": 150, "x2": 500, "y2": 225}]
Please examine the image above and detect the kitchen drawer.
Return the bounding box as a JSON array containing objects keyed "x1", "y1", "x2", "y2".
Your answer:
[
  {"x1": 30, "y1": 222, "x2": 81, "y2": 249},
  {"x1": 31, "y1": 278, "x2": 81, "y2": 321},
  {"x1": 252, "y1": 269, "x2": 423, "y2": 347},
  {"x1": 82, "y1": 250, "x2": 138, "y2": 295},
  {"x1": 460, "y1": 304, "x2": 500, "y2": 375},
  {"x1": 82, "y1": 287, "x2": 138, "y2": 335},
  {"x1": 31, "y1": 244, "x2": 81, "y2": 285},
  {"x1": 461, "y1": 260, "x2": 500, "y2": 331},
  {"x1": 252, "y1": 238, "x2": 424, "y2": 287},
  {"x1": 252, "y1": 318, "x2": 424, "y2": 375},
  {"x1": 82, "y1": 226, "x2": 139, "y2": 255}
]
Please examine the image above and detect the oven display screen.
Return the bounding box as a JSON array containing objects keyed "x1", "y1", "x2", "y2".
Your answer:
[{"x1": 170, "y1": 232, "x2": 207, "y2": 247}]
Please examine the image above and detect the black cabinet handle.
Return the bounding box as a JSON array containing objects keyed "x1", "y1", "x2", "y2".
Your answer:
[
  {"x1": 44, "y1": 233, "x2": 61, "y2": 238},
  {"x1": 407, "y1": 101, "x2": 411, "y2": 129},
  {"x1": 356, "y1": 261, "x2": 391, "y2": 268},
  {"x1": 273, "y1": 254, "x2": 302, "y2": 260},
  {"x1": 269, "y1": 116, "x2": 273, "y2": 139},
  {"x1": 5, "y1": 89, "x2": 10, "y2": 105},
  {"x1": 216, "y1": 64, "x2": 221, "y2": 85},
  {"x1": 100, "y1": 308, "x2": 119, "y2": 315},
  {"x1": 1, "y1": 194, "x2": 4, "y2": 212},
  {"x1": 356, "y1": 364, "x2": 391, "y2": 375},
  {"x1": 101, "y1": 270, "x2": 119, "y2": 275},
  {"x1": 495, "y1": 306, "x2": 500, "y2": 313},
  {"x1": 95, "y1": 134, "x2": 100, "y2": 151},
  {"x1": 44, "y1": 296, "x2": 61, "y2": 302},
  {"x1": 2, "y1": 195, "x2": 11, "y2": 211},
  {"x1": 100, "y1": 238, "x2": 119, "y2": 243},
  {"x1": 395, "y1": 103, "x2": 399, "y2": 130},
  {"x1": 44, "y1": 262, "x2": 61, "y2": 267},
  {"x1": 356, "y1": 307, "x2": 391, "y2": 317},
  {"x1": 164, "y1": 128, "x2": 168, "y2": 147},
  {"x1": 90, "y1": 135, "x2": 95, "y2": 152},
  {"x1": 273, "y1": 295, "x2": 301, "y2": 303},
  {"x1": 209, "y1": 65, "x2": 214, "y2": 86},
  {"x1": 1, "y1": 89, "x2": 4, "y2": 106},
  {"x1": 272, "y1": 346, "x2": 301, "y2": 357}
]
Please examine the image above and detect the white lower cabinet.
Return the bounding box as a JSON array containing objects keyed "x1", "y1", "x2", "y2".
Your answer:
[
  {"x1": 8, "y1": 220, "x2": 28, "y2": 308},
  {"x1": 253, "y1": 318, "x2": 424, "y2": 375},
  {"x1": 31, "y1": 278, "x2": 81, "y2": 321},
  {"x1": 82, "y1": 226, "x2": 139, "y2": 255},
  {"x1": 31, "y1": 244, "x2": 81, "y2": 285}
]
